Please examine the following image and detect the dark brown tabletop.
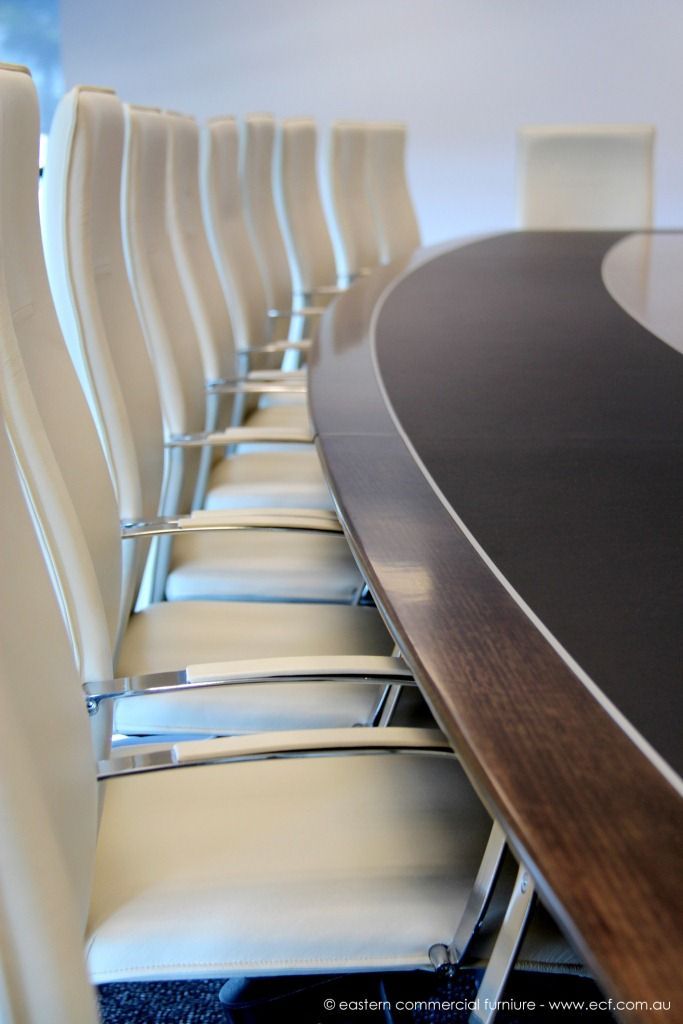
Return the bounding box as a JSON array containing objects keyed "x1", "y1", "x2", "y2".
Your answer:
[{"x1": 310, "y1": 232, "x2": 683, "y2": 1023}]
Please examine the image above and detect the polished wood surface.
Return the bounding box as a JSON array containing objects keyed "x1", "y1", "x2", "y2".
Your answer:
[
  {"x1": 310, "y1": 233, "x2": 683, "y2": 1022},
  {"x1": 376, "y1": 232, "x2": 682, "y2": 774}
]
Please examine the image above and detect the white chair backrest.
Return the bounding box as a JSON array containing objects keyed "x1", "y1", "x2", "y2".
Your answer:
[
  {"x1": 366, "y1": 122, "x2": 421, "y2": 262},
  {"x1": 122, "y1": 106, "x2": 204, "y2": 437},
  {"x1": 200, "y1": 117, "x2": 270, "y2": 349},
  {"x1": 324, "y1": 121, "x2": 379, "y2": 284},
  {"x1": 241, "y1": 113, "x2": 293, "y2": 312},
  {"x1": 166, "y1": 110, "x2": 236, "y2": 384},
  {"x1": 0, "y1": 412, "x2": 100, "y2": 1024},
  {"x1": 43, "y1": 85, "x2": 164, "y2": 615},
  {"x1": 122, "y1": 105, "x2": 207, "y2": 514},
  {"x1": 274, "y1": 118, "x2": 338, "y2": 299},
  {"x1": 0, "y1": 65, "x2": 121, "y2": 683},
  {"x1": 517, "y1": 124, "x2": 655, "y2": 230},
  {"x1": 0, "y1": 76, "x2": 100, "y2": 1005}
]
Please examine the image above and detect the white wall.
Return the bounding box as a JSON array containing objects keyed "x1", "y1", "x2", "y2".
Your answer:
[{"x1": 60, "y1": 0, "x2": 683, "y2": 243}]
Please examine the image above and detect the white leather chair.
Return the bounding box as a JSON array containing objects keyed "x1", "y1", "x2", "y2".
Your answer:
[
  {"x1": 0, "y1": 402, "x2": 500, "y2": 1013},
  {"x1": 240, "y1": 112, "x2": 294, "y2": 318},
  {"x1": 199, "y1": 114, "x2": 309, "y2": 429},
  {"x1": 324, "y1": 121, "x2": 380, "y2": 286},
  {"x1": 41, "y1": 86, "x2": 365, "y2": 605},
  {"x1": 366, "y1": 121, "x2": 421, "y2": 262},
  {"x1": 125, "y1": 105, "x2": 328, "y2": 512},
  {"x1": 0, "y1": 65, "x2": 403, "y2": 746},
  {"x1": 274, "y1": 117, "x2": 343, "y2": 307},
  {"x1": 517, "y1": 124, "x2": 655, "y2": 229},
  {"x1": 165, "y1": 111, "x2": 242, "y2": 403}
]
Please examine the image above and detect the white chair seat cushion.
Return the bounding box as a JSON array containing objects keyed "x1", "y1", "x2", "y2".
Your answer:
[
  {"x1": 86, "y1": 750, "x2": 491, "y2": 981},
  {"x1": 245, "y1": 401, "x2": 311, "y2": 431},
  {"x1": 206, "y1": 450, "x2": 333, "y2": 511},
  {"x1": 241, "y1": 398, "x2": 312, "y2": 453},
  {"x1": 114, "y1": 600, "x2": 392, "y2": 734},
  {"x1": 245, "y1": 395, "x2": 309, "y2": 423},
  {"x1": 165, "y1": 529, "x2": 362, "y2": 603}
]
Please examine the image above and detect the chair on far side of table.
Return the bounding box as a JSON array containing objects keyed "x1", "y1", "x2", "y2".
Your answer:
[{"x1": 517, "y1": 123, "x2": 655, "y2": 229}]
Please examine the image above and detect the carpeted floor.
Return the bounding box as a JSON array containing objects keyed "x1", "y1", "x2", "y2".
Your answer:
[
  {"x1": 98, "y1": 980, "x2": 225, "y2": 1023},
  {"x1": 98, "y1": 970, "x2": 617, "y2": 1023}
]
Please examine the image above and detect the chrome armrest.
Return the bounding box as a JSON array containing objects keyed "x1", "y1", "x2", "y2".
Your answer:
[
  {"x1": 241, "y1": 339, "x2": 312, "y2": 355},
  {"x1": 206, "y1": 374, "x2": 305, "y2": 387},
  {"x1": 86, "y1": 654, "x2": 413, "y2": 704},
  {"x1": 120, "y1": 507, "x2": 342, "y2": 539},
  {"x1": 267, "y1": 306, "x2": 326, "y2": 319},
  {"x1": 164, "y1": 426, "x2": 314, "y2": 448},
  {"x1": 184, "y1": 654, "x2": 412, "y2": 685},
  {"x1": 310, "y1": 284, "x2": 346, "y2": 297},
  {"x1": 206, "y1": 379, "x2": 307, "y2": 395},
  {"x1": 174, "y1": 725, "x2": 448, "y2": 765},
  {"x1": 121, "y1": 516, "x2": 186, "y2": 538},
  {"x1": 293, "y1": 286, "x2": 346, "y2": 304},
  {"x1": 243, "y1": 369, "x2": 307, "y2": 383},
  {"x1": 98, "y1": 726, "x2": 449, "y2": 778}
]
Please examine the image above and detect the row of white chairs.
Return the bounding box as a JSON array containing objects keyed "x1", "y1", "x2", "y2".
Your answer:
[
  {"x1": 34, "y1": 83, "x2": 411, "y2": 748},
  {"x1": 1, "y1": 63, "x2": 501, "y2": 1024},
  {"x1": 42, "y1": 95, "x2": 397, "y2": 615},
  {"x1": 1, "y1": 61, "x2": 619, "y2": 1024},
  {"x1": 250, "y1": 114, "x2": 421, "y2": 304}
]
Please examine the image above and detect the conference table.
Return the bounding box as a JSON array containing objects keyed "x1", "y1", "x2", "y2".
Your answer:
[{"x1": 309, "y1": 232, "x2": 682, "y2": 1022}]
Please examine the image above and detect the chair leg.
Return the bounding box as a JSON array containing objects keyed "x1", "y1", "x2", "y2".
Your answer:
[
  {"x1": 468, "y1": 863, "x2": 536, "y2": 1024},
  {"x1": 374, "y1": 682, "x2": 404, "y2": 726},
  {"x1": 429, "y1": 820, "x2": 508, "y2": 973}
]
